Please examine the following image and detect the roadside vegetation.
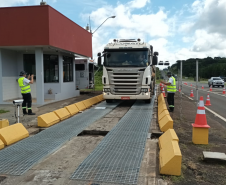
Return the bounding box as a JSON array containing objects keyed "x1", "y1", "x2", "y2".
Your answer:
[
  {"x1": 94, "y1": 66, "x2": 103, "y2": 91},
  {"x1": 170, "y1": 57, "x2": 226, "y2": 79},
  {"x1": 0, "y1": 109, "x2": 9, "y2": 114}
]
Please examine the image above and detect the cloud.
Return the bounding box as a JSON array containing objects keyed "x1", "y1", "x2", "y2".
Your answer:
[
  {"x1": 128, "y1": 0, "x2": 150, "y2": 9},
  {"x1": 0, "y1": 0, "x2": 29, "y2": 7},
  {"x1": 0, "y1": 0, "x2": 57, "y2": 7},
  {"x1": 192, "y1": 0, "x2": 226, "y2": 35},
  {"x1": 89, "y1": 2, "x2": 170, "y2": 38}
]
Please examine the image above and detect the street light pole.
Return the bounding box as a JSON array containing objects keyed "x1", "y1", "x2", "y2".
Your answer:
[
  {"x1": 92, "y1": 16, "x2": 116, "y2": 35},
  {"x1": 90, "y1": 15, "x2": 116, "y2": 92}
]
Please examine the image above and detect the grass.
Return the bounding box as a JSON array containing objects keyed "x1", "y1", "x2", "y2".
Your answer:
[{"x1": 0, "y1": 109, "x2": 9, "y2": 114}]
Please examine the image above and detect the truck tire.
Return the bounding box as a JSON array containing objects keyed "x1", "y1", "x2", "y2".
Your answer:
[
  {"x1": 212, "y1": 83, "x2": 214, "y2": 88},
  {"x1": 145, "y1": 99, "x2": 151, "y2": 104},
  {"x1": 106, "y1": 99, "x2": 113, "y2": 103}
]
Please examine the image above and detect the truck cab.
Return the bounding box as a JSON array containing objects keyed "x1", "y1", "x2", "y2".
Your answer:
[{"x1": 98, "y1": 39, "x2": 158, "y2": 103}]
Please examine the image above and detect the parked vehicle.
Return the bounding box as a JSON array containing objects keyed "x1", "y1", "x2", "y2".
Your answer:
[
  {"x1": 208, "y1": 77, "x2": 224, "y2": 87},
  {"x1": 75, "y1": 59, "x2": 94, "y2": 90}
]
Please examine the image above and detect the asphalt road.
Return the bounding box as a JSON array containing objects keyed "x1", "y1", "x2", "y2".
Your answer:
[{"x1": 181, "y1": 81, "x2": 226, "y2": 125}]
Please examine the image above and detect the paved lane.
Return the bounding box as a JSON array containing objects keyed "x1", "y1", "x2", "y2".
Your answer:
[{"x1": 181, "y1": 84, "x2": 226, "y2": 127}]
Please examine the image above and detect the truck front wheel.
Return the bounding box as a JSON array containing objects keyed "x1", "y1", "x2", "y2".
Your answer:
[{"x1": 106, "y1": 99, "x2": 113, "y2": 103}]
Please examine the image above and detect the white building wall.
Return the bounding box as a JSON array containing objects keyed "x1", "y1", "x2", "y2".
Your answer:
[
  {"x1": 1, "y1": 50, "x2": 37, "y2": 100},
  {"x1": 0, "y1": 49, "x2": 80, "y2": 104},
  {"x1": 1, "y1": 49, "x2": 20, "y2": 100}
]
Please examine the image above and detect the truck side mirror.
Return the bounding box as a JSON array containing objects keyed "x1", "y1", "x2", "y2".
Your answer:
[
  {"x1": 152, "y1": 56, "x2": 158, "y2": 65},
  {"x1": 154, "y1": 51, "x2": 159, "y2": 56},
  {"x1": 98, "y1": 57, "x2": 102, "y2": 66}
]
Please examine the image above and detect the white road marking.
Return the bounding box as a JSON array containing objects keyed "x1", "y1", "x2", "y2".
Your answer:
[
  {"x1": 204, "y1": 106, "x2": 226, "y2": 122},
  {"x1": 182, "y1": 93, "x2": 226, "y2": 123}
]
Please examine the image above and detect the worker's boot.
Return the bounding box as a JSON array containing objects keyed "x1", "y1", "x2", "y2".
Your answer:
[
  {"x1": 23, "y1": 108, "x2": 28, "y2": 115},
  {"x1": 28, "y1": 109, "x2": 36, "y2": 115}
]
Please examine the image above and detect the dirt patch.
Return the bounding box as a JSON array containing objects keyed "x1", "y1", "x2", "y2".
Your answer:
[{"x1": 161, "y1": 93, "x2": 226, "y2": 185}]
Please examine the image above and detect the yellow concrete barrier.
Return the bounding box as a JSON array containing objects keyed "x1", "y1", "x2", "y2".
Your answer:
[
  {"x1": 158, "y1": 93, "x2": 164, "y2": 102},
  {"x1": 96, "y1": 95, "x2": 102, "y2": 102},
  {"x1": 88, "y1": 98, "x2": 96, "y2": 105},
  {"x1": 38, "y1": 112, "x2": 60, "y2": 127},
  {"x1": 159, "y1": 129, "x2": 179, "y2": 149},
  {"x1": 0, "y1": 140, "x2": 4, "y2": 150},
  {"x1": 158, "y1": 110, "x2": 170, "y2": 122},
  {"x1": 0, "y1": 123, "x2": 29, "y2": 145},
  {"x1": 65, "y1": 104, "x2": 79, "y2": 116},
  {"x1": 159, "y1": 140, "x2": 182, "y2": 176},
  {"x1": 159, "y1": 115, "x2": 173, "y2": 132},
  {"x1": 0, "y1": 119, "x2": 9, "y2": 129},
  {"x1": 75, "y1": 101, "x2": 86, "y2": 111},
  {"x1": 158, "y1": 103, "x2": 167, "y2": 115},
  {"x1": 83, "y1": 99, "x2": 92, "y2": 108},
  {"x1": 90, "y1": 97, "x2": 99, "y2": 104},
  {"x1": 54, "y1": 108, "x2": 71, "y2": 121},
  {"x1": 99, "y1": 94, "x2": 104, "y2": 101}
]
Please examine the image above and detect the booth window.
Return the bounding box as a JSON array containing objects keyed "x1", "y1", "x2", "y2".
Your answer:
[
  {"x1": 75, "y1": 64, "x2": 85, "y2": 71},
  {"x1": 63, "y1": 56, "x2": 73, "y2": 82},
  {"x1": 44, "y1": 55, "x2": 59, "y2": 83},
  {"x1": 23, "y1": 54, "x2": 36, "y2": 79}
]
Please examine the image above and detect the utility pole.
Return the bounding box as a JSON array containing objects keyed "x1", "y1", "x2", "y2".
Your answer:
[
  {"x1": 196, "y1": 60, "x2": 199, "y2": 106},
  {"x1": 180, "y1": 60, "x2": 183, "y2": 122}
]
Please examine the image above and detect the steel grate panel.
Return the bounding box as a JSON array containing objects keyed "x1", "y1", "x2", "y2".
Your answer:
[
  {"x1": 0, "y1": 101, "x2": 120, "y2": 175},
  {"x1": 71, "y1": 97, "x2": 156, "y2": 185}
]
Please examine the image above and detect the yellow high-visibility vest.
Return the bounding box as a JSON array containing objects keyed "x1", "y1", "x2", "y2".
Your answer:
[
  {"x1": 167, "y1": 76, "x2": 176, "y2": 93},
  {"x1": 18, "y1": 77, "x2": 31, "y2": 94}
]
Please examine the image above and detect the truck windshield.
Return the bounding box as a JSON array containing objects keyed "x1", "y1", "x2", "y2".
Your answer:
[
  {"x1": 104, "y1": 50, "x2": 149, "y2": 67},
  {"x1": 213, "y1": 78, "x2": 221, "y2": 80}
]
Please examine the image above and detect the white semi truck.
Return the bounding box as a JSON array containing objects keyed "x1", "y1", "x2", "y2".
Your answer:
[{"x1": 97, "y1": 39, "x2": 158, "y2": 103}]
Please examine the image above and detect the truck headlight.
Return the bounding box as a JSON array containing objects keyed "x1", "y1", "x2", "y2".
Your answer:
[
  {"x1": 141, "y1": 88, "x2": 148, "y2": 93},
  {"x1": 104, "y1": 88, "x2": 111, "y2": 92}
]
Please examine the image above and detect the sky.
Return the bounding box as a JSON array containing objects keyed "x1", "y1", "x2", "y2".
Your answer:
[{"x1": 1, "y1": 0, "x2": 226, "y2": 67}]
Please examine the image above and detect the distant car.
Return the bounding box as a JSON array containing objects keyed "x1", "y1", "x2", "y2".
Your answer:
[{"x1": 208, "y1": 77, "x2": 224, "y2": 87}]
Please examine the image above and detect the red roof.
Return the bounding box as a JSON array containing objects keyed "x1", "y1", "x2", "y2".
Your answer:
[{"x1": 0, "y1": 5, "x2": 92, "y2": 57}]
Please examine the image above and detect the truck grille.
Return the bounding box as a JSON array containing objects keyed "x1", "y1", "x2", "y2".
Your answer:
[{"x1": 108, "y1": 69, "x2": 144, "y2": 95}]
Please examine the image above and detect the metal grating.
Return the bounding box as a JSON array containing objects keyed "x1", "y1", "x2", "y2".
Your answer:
[
  {"x1": 0, "y1": 101, "x2": 120, "y2": 176},
  {"x1": 71, "y1": 95, "x2": 156, "y2": 185}
]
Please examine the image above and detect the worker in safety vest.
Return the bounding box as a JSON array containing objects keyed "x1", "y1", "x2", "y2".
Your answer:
[
  {"x1": 18, "y1": 71, "x2": 35, "y2": 115},
  {"x1": 160, "y1": 72, "x2": 176, "y2": 112}
]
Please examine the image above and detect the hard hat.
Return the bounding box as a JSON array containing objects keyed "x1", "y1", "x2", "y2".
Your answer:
[
  {"x1": 20, "y1": 71, "x2": 27, "y2": 76},
  {"x1": 167, "y1": 72, "x2": 172, "y2": 76}
]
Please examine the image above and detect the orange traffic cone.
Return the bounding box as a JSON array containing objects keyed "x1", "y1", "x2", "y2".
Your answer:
[
  {"x1": 190, "y1": 89, "x2": 194, "y2": 97},
  {"x1": 202, "y1": 85, "x2": 204, "y2": 89},
  {"x1": 192, "y1": 96, "x2": 210, "y2": 128},
  {"x1": 190, "y1": 84, "x2": 192, "y2": 87},
  {"x1": 223, "y1": 88, "x2": 225, "y2": 94},
  {"x1": 192, "y1": 96, "x2": 210, "y2": 144},
  {"x1": 210, "y1": 85, "x2": 212, "y2": 91},
  {"x1": 205, "y1": 94, "x2": 211, "y2": 106},
  {"x1": 162, "y1": 89, "x2": 166, "y2": 98},
  {"x1": 179, "y1": 87, "x2": 181, "y2": 92}
]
